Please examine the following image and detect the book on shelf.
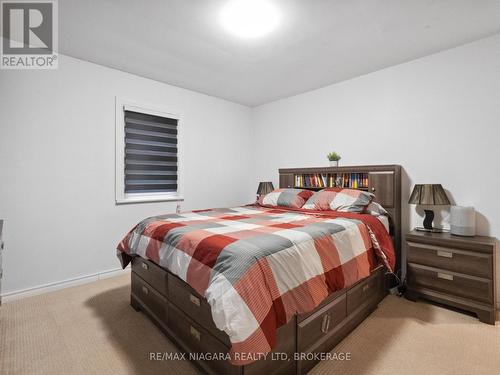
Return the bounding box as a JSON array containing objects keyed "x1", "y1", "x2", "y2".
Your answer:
[{"x1": 294, "y1": 172, "x2": 369, "y2": 189}]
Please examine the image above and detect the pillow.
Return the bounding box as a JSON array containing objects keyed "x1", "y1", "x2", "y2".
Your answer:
[
  {"x1": 258, "y1": 188, "x2": 314, "y2": 209},
  {"x1": 364, "y1": 201, "x2": 388, "y2": 217},
  {"x1": 302, "y1": 188, "x2": 374, "y2": 213}
]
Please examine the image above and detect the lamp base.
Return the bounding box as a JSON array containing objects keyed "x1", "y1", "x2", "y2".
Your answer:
[
  {"x1": 414, "y1": 227, "x2": 447, "y2": 233},
  {"x1": 423, "y1": 209, "x2": 435, "y2": 230}
]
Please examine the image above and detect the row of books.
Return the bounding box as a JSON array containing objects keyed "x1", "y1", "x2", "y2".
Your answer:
[
  {"x1": 338, "y1": 173, "x2": 369, "y2": 189},
  {"x1": 294, "y1": 173, "x2": 369, "y2": 189},
  {"x1": 294, "y1": 174, "x2": 328, "y2": 188}
]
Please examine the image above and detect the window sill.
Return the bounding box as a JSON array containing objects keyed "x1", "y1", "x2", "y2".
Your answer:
[{"x1": 116, "y1": 194, "x2": 184, "y2": 205}]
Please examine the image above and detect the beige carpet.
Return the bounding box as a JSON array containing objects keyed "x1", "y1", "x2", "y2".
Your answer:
[{"x1": 1, "y1": 274, "x2": 499, "y2": 375}]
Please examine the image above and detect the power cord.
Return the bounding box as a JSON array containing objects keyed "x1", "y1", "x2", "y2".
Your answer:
[{"x1": 385, "y1": 269, "x2": 406, "y2": 296}]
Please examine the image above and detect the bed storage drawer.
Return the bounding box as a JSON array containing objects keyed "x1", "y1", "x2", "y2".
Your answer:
[
  {"x1": 297, "y1": 293, "x2": 346, "y2": 352},
  {"x1": 168, "y1": 273, "x2": 228, "y2": 344},
  {"x1": 407, "y1": 263, "x2": 492, "y2": 304},
  {"x1": 407, "y1": 242, "x2": 492, "y2": 279},
  {"x1": 168, "y1": 302, "x2": 239, "y2": 375},
  {"x1": 297, "y1": 289, "x2": 345, "y2": 323},
  {"x1": 131, "y1": 258, "x2": 168, "y2": 297},
  {"x1": 297, "y1": 294, "x2": 377, "y2": 375},
  {"x1": 131, "y1": 272, "x2": 168, "y2": 323},
  {"x1": 346, "y1": 271, "x2": 381, "y2": 315}
]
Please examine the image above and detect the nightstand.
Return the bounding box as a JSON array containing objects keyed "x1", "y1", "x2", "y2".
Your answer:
[{"x1": 405, "y1": 230, "x2": 497, "y2": 324}]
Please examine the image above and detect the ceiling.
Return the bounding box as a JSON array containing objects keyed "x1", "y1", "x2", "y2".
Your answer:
[{"x1": 60, "y1": 0, "x2": 500, "y2": 106}]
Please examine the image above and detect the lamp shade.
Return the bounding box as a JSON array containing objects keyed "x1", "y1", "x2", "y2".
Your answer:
[
  {"x1": 257, "y1": 181, "x2": 274, "y2": 195},
  {"x1": 408, "y1": 184, "x2": 450, "y2": 205}
]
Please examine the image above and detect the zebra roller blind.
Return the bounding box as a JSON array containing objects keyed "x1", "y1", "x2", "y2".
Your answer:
[{"x1": 124, "y1": 110, "x2": 178, "y2": 194}]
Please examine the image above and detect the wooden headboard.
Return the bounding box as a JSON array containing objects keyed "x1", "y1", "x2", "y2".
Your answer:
[{"x1": 279, "y1": 165, "x2": 402, "y2": 272}]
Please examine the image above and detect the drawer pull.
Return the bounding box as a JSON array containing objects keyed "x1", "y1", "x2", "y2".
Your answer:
[
  {"x1": 141, "y1": 262, "x2": 149, "y2": 270},
  {"x1": 437, "y1": 272, "x2": 454, "y2": 281},
  {"x1": 141, "y1": 286, "x2": 149, "y2": 294},
  {"x1": 189, "y1": 294, "x2": 200, "y2": 307},
  {"x1": 190, "y1": 326, "x2": 201, "y2": 341},
  {"x1": 362, "y1": 284, "x2": 370, "y2": 292},
  {"x1": 437, "y1": 250, "x2": 453, "y2": 258},
  {"x1": 321, "y1": 314, "x2": 331, "y2": 333}
]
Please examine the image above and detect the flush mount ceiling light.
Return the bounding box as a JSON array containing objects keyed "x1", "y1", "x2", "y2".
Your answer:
[{"x1": 220, "y1": 0, "x2": 281, "y2": 38}]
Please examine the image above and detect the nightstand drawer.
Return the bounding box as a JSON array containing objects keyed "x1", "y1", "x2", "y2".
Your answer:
[
  {"x1": 407, "y1": 241, "x2": 492, "y2": 279},
  {"x1": 407, "y1": 263, "x2": 492, "y2": 304}
]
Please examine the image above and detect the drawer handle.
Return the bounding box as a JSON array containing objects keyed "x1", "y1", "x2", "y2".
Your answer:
[
  {"x1": 362, "y1": 284, "x2": 370, "y2": 292},
  {"x1": 437, "y1": 272, "x2": 454, "y2": 281},
  {"x1": 141, "y1": 286, "x2": 149, "y2": 294},
  {"x1": 141, "y1": 262, "x2": 149, "y2": 270},
  {"x1": 189, "y1": 294, "x2": 200, "y2": 307},
  {"x1": 190, "y1": 326, "x2": 201, "y2": 341},
  {"x1": 321, "y1": 314, "x2": 331, "y2": 333},
  {"x1": 437, "y1": 250, "x2": 453, "y2": 258}
]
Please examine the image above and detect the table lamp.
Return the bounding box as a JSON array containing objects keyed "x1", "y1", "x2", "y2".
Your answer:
[
  {"x1": 408, "y1": 184, "x2": 450, "y2": 232},
  {"x1": 257, "y1": 181, "x2": 274, "y2": 200}
]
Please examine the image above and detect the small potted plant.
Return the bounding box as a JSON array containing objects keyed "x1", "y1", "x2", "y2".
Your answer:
[{"x1": 327, "y1": 151, "x2": 341, "y2": 167}]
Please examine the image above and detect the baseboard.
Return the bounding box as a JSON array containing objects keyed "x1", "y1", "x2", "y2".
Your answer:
[{"x1": 1, "y1": 267, "x2": 130, "y2": 303}]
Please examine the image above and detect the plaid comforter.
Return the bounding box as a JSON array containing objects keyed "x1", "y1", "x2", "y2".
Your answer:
[{"x1": 117, "y1": 205, "x2": 395, "y2": 365}]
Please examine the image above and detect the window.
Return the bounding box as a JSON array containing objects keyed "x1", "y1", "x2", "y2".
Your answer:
[{"x1": 115, "y1": 99, "x2": 182, "y2": 204}]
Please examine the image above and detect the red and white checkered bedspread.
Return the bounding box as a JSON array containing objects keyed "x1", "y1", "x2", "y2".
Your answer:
[{"x1": 117, "y1": 205, "x2": 395, "y2": 365}]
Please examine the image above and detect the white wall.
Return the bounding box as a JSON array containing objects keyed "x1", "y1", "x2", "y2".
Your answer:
[
  {"x1": 253, "y1": 35, "x2": 500, "y2": 302},
  {"x1": 0, "y1": 55, "x2": 254, "y2": 296}
]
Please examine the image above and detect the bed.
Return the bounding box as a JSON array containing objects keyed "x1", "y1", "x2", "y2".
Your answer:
[{"x1": 117, "y1": 165, "x2": 402, "y2": 375}]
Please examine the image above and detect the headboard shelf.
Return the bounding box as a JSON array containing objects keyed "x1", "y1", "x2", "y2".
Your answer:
[{"x1": 279, "y1": 164, "x2": 402, "y2": 272}]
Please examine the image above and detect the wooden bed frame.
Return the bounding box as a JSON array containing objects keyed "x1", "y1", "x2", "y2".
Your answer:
[{"x1": 130, "y1": 165, "x2": 402, "y2": 374}]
